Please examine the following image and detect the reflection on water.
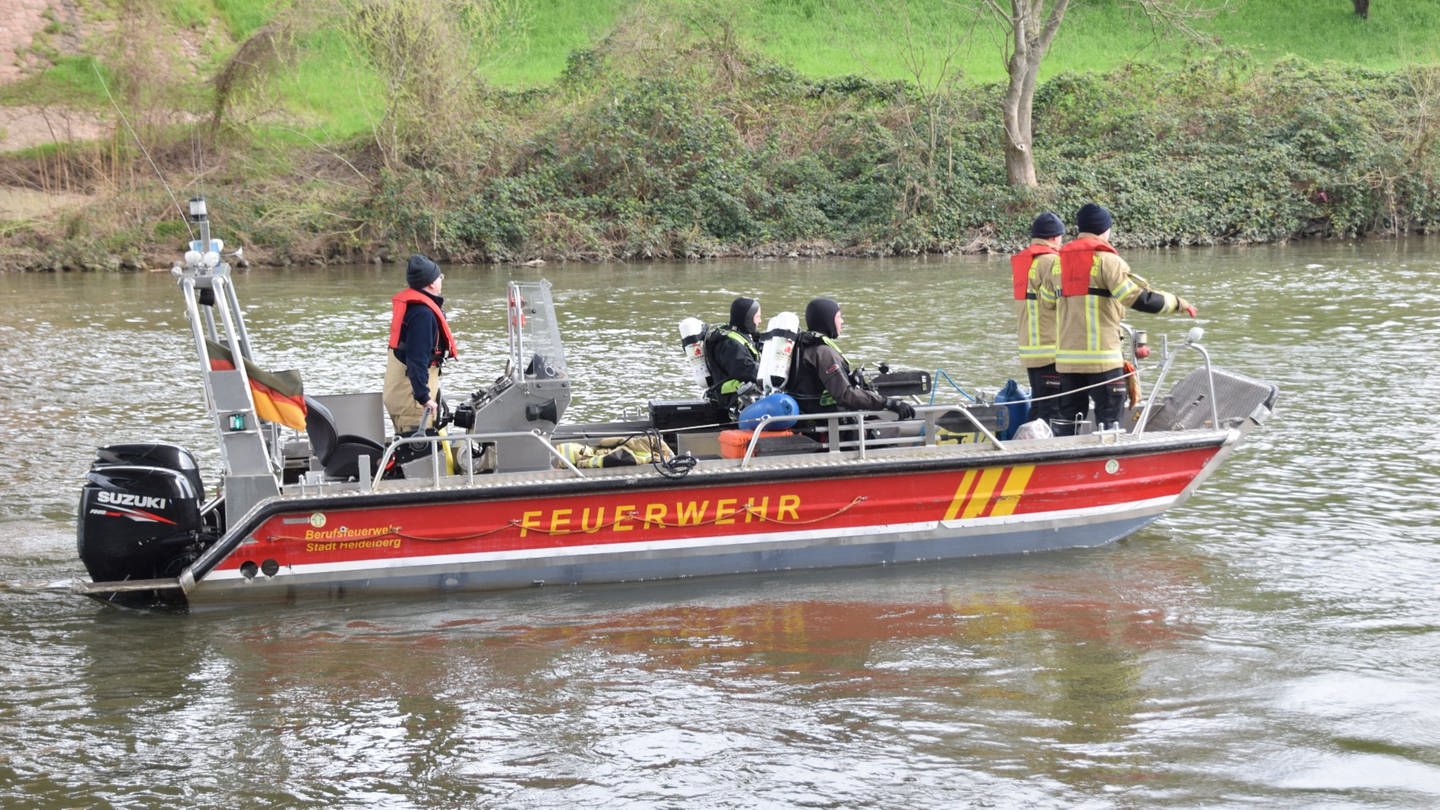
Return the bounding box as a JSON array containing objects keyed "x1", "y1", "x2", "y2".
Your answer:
[{"x1": 3, "y1": 241, "x2": 1440, "y2": 806}]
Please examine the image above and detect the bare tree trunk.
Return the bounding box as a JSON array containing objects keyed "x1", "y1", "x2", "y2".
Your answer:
[
  {"x1": 992, "y1": 0, "x2": 1068, "y2": 188},
  {"x1": 1354, "y1": 0, "x2": 1369, "y2": 19},
  {"x1": 1001, "y1": 69, "x2": 1037, "y2": 187}
]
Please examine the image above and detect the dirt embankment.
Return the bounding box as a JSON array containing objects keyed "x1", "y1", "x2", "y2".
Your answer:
[
  {"x1": 2, "y1": 0, "x2": 109, "y2": 151},
  {"x1": 0, "y1": 0, "x2": 55, "y2": 85},
  {"x1": 0, "y1": 104, "x2": 107, "y2": 154},
  {"x1": 0, "y1": 1, "x2": 106, "y2": 220}
]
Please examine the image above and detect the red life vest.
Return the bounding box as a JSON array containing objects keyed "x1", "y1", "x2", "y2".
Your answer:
[
  {"x1": 1058, "y1": 236, "x2": 1119, "y2": 297},
  {"x1": 388, "y1": 289, "x2": 458, "y2": 362},
  {"x1": 1010, "y1": 244, "x2": 1059, "y2": 300}
]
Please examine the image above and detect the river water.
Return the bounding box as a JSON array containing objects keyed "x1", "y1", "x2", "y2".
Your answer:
[{"x1": 2, "y1": 241, "x2": 1438, "y2": 807}]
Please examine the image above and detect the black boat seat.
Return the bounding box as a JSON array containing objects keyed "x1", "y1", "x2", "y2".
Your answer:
[{"x1": 304, "y1": 396, "x2": 386, "y2": 481}]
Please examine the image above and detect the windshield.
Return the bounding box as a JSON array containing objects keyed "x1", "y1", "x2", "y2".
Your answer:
[{"x1": 507, "y1": 281, "x2": 567, "y2": 381}]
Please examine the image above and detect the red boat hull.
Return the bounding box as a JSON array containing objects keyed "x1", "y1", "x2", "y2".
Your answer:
[{"x1": 186, "y1": 440, "x2": 1229, "y2": 606}]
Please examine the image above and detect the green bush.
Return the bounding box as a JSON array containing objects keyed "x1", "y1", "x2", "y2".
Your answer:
[
  {"x1": 13, "y1": 44, "x2": 1440, "y2": 269},
  {"x1": 284, "y1": 53, "x2": 1440, "y2": 261}
]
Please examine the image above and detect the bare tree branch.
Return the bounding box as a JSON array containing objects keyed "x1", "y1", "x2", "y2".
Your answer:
[{"x1": 969, "y1": 0, "x2": 1218, "y2": 187}]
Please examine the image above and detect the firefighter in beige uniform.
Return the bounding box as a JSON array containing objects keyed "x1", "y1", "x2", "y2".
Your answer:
[
  {"x1": 1052, "y1": 203, "x2": 1195, "y2": 434},
  {"x1": 383, "y1": 254, "x2": 458, "y2": 434},
  {"x1": 1011, "y1": 211, "x2": 1065, "y2": 426}
]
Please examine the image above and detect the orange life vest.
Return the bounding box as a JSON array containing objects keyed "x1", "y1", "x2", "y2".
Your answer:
[
  {"x1": 1058, "y1": 236, "x2": 1119, "y2": 297},
  {"x1": 1010, "y1": 244, "x2": 1059, "y2": 299},
  {"x1": 388, "y1": 289, "x2": 458, "y2": 363}
]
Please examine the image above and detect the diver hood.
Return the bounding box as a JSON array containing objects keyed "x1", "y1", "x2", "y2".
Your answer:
[
  {"x1": 804, "y1": 297, "x2": 841, "y2": 339},
  {"x1": 729, "y1": 297, "x2": 760, "y2": 336}
]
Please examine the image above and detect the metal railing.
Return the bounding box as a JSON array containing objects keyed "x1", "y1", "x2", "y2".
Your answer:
[
  {"x1": 736, "y1": 404, "x2": 1005, "y2": 468},
  {"x1": 1133, "y1": 329, "x2": 1218, "y2": 434},
  {"x1": 297, "y1": 332, "x2": 1222, "y2": 489},
  {"x1": 359, "y1": 429, "x2": 586, "y2": 490}
]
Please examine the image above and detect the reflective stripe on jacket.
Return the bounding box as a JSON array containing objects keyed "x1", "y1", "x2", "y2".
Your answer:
[
  {"x1": 1011, "y1": 241, "x2": 1060, "y2": 368},
  {"x1": 1055, "y1": 236, "x2": 1137, "y2": 373}
]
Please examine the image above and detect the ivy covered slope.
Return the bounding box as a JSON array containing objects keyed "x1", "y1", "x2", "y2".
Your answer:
[
  {"x1": 278, "y1": 48, "x2": 1440, "y2": 264},
  {"x1": 2, "y1": 1, "x2": 1439, "y2": 269}
]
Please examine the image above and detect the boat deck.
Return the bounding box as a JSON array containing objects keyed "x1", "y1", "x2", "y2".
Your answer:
[{"x1": 280, "y1": 423, "x2": 1238, "y2": 503}]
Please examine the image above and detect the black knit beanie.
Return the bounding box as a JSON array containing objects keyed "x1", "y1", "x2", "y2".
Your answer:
[
  {"x1": 1075, "y1": 203, "x2": 1113, "y2": 235},
  {"x1": 1030, "y1": 211, "x2": 1064, "y2": 238},
  {"x1": 406, "y1": 254, "x2": 441, "y2": 290}
]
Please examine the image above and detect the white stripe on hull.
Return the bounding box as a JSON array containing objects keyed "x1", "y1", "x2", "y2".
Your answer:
[{"x1": 189, "y1": 494, "x2": 1181, "y2": 605}]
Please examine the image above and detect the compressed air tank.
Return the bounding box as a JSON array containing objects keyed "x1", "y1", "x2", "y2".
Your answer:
[
  {"x1": 678, "y1": 317, "x2": 711, "y2": 396},
  {"x1": 757, "y1": 311, "x2": 799, "y2": 393}
]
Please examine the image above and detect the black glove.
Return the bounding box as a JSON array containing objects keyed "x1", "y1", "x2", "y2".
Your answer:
[{"x1": 884, "y1": 397, "x2": 915, "y2": 420}]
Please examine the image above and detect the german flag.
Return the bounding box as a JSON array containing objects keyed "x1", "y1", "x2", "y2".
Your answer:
[{"x1": 205, "y1": 340, "x2": 307, "y2": 431}]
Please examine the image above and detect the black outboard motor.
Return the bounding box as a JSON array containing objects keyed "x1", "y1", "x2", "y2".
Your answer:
[{"x1": 78, "y1": 442, "x2": 207, "y2": 586}]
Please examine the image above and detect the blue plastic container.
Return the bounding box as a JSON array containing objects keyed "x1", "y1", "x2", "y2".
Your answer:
[
  {"x1": 994, "y1": 379, "x2": 1031, "y2": 440},
  {"x1": 739, "y1": 393, "x2": 800, "y2": 431}
]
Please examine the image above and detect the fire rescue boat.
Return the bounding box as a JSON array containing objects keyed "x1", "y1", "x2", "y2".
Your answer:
[{"x1": 73, "y1": 200, "x2": 1278, "y2": 610}]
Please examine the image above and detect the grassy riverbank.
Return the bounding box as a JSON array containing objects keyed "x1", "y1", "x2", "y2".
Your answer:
[
  {"x1": 482, "y1": 0, "x2": 1440, "y2": 88},
  {"x1": 2, "y1": 0, "x2": 1440, "y2": 269}
]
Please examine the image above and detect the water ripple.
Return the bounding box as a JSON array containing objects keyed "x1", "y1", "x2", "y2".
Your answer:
[{"x1": 5, "y1": 244, "x2": 1440, "y2": 805}]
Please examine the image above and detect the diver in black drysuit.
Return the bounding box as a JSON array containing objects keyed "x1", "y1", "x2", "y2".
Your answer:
[{"x1": 703, "y1": 296, "x2": 763, "y2": 414}]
